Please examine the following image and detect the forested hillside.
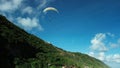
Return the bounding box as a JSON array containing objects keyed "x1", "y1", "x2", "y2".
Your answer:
[{"x1": 0, "y1": 15, "x2": 110, "y2": 68}]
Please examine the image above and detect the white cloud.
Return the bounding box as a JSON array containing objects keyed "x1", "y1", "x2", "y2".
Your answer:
[
  {"x1": 0, "y1": 0, "x2": 57, "y2": 32},
  {"x1": 88, "y1": 52, "x2": 94, "y2": 57},
  {"x1": 37, "y1": 0, "x2": 55, "y2": 10},
  {"x1": 17, "y1": 17, "x2": 43, "y2": 31},
  {"x1": 0, "y1": 0, "x2": 23, "y2": 12},
  {"x1": 0, "y1": 0, "x2": 56, "y2": 32},
  {"x1": 88, "y1": 33, "x2": 120, "y2": 68},
  {"x1": 88, "y1": 52, "x2": 105, "y2": 61},
  {"x1": 109, "y1": 38, "x2": 120, "y2": 48},
  {"x1": 88, "y1": 52, "x2": 120, "y2": 63},
  {"x1": 106, "y1": 54, "x2": 120, "y2": 63},
  {"x1": 37, "y1": 0, "x2": 47, "y2": 10},
  {"x1": 22, "y1": 6, "x2": 33, "y2": 14},
  {"x1": 113, "y1": 54, "x2": 120, "y2": 63},
  {"x1": 98, "y1": 52, "x2": 105, "y2": 61},
  {"x1": 110, "y1": 43, "x2": 119, "y2": 48},
  {"x1": 107, "y1": 33, "x2": 115, "y2": 37},
  {"x1": 106, "y1": 55, "x2": 112, "y2": 62},
  {"x1": 90, "y1": 33, "x2": 108, "y2": 52}
]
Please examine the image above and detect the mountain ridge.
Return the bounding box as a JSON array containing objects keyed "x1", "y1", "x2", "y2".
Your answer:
[{"x1": 0, "y1": 15, "x2": 110, "y2": 68}]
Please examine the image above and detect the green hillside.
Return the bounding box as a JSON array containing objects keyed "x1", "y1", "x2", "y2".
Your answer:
[{"x1": 0, "y1": 15, "x2": 110, "y2": 68}]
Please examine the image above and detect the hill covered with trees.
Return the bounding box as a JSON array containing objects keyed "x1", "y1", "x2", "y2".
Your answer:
[{"x1": 0, "y1": 15, "x2": 110, "y2": 68}]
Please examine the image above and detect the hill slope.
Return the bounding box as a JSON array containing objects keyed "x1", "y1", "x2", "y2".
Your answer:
[{"x1": 0, "y1": 15, "x2": 110, "y2": 68}]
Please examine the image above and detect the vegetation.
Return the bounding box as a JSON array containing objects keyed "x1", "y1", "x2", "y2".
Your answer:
[{"x1": 0, "y1": 15, "x2": 110, "y2": 68}]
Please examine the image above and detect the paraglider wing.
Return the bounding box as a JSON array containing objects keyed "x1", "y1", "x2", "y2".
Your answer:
[{"x1": 43, "y1": 7, "x2": 59, "y2": 14}]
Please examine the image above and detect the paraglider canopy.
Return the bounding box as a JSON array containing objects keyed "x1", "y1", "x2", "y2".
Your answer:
[
  {"x1": 43, "y1": 7, "x2": 59, "y2": 14},
  {"x1": 42, "y1": 7, "x2": 59, "y2": 22}
]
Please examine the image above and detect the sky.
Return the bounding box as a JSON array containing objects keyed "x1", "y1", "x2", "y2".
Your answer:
[{"x1": 0, "y1": 0, "x2": 120, "y2": 68}]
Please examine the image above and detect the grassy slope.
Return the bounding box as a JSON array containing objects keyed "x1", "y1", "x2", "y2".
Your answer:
[{"x1": 0, "y1": 15, "x2": 110, "y2": 68}]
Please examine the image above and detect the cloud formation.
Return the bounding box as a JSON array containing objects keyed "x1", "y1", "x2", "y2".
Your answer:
[
  {"x1": 17, "y1": 17, "x2": 43, "y2": 31},
  {"x1": 106, "y1": 54, "x2": 120, "y2": 63},
  {"x1": 98, "y1": 52, "x2": 105, "y2": 61},
  {"x1": 37, "y1": 0, "x2": 47, "y2": 10},
  {"x1": 90, "y1": 33, "x2": 108, "y2": 52},
  {"x1": 0, "y1": 0, "x2": 23, "y2": 12},
  {"x1": 107, "y1": 32, "x2": 115, "y2": 37},
  {"x1": 0, "y1": 0, "x2": 55, "y2": 32},
  {"x1": 22, "y1": 6, "x2": 33, "y2": 14},
  {"x1": 109, "y1": 38, "x2": 120, "y2": 48},
  {"x1": 89, "y1": 33, "x2": 120, "y2": 64},
  {"x1": 89, "y1": 52, "x2": 120, "y2": 63}
]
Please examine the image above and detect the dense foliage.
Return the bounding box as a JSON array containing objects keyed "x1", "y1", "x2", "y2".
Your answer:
[{"x1": 0, "y1": 15, "x2": 110, "y2": 68}]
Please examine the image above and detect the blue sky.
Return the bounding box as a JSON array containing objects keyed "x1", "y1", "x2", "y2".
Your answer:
[{"x1": 0, "y1": 0, "x2": 120, "y2": 68}]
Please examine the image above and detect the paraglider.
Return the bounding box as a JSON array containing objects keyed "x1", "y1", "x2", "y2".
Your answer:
[
  {"x1": 43, "y1": 7, "x2": 59, "y2": 14},
  {"x1": 42, "y1": 7, "x2": 59, "y2": 22}
]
